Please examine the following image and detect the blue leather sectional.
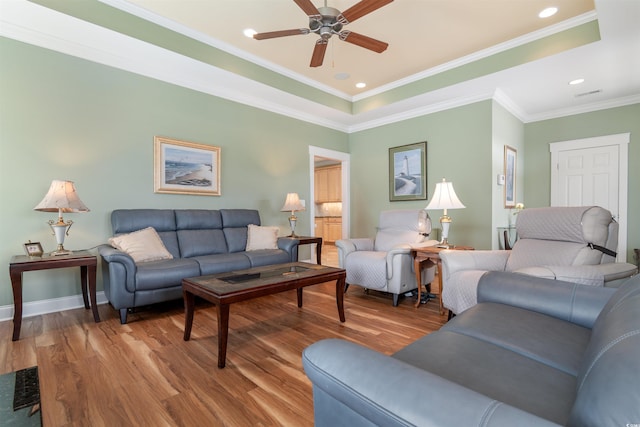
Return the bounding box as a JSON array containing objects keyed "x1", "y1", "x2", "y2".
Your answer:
[
  {"x1": 98, "y1": 209, "x2": 298, "y2": 324},
  {"x1": 303, "y1": 271, "x2": 640, "y2": 426}
]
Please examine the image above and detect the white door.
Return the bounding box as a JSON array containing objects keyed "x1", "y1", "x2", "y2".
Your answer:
[{"x1": 550, "y1": 133, "x2": 629, "y2": 261}]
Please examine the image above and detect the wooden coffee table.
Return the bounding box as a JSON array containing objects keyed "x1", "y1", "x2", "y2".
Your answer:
[{"x1": 182, "y1": 262, "x2": 346, "y2": 368}]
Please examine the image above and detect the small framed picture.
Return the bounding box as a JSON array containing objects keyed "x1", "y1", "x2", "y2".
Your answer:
[{"x1": 24, "y1": 241, "x2": 44, "y2": 257}]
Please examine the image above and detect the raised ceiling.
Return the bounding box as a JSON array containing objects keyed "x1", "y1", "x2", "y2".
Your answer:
[{"x1": 123, "y1": 0, "x2": 596, "y2": 96}]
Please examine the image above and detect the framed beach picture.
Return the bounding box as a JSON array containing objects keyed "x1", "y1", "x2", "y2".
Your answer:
[
  {"x1": 389, "y1": 141, "x2": 427, "y2": 201},
  {"x1": 154, "y1": 136, "x2": 221, "y2": 196},
  {"x1": 504, "y1": 145, "x2": 517, "y2": 208}
]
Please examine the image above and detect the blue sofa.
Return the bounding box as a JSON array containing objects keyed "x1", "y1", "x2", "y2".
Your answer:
[
  {"x1": 98, "y1": 209, "x2": 298, "y2": 324},
  {"x1": 303, "y1": 271, "x2": 640, "y2": 426}
]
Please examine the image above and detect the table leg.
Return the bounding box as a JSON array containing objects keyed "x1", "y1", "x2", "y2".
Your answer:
[
  {"x1": 297, "y1": 288, "x2": 303, "y2": 307},
  {"x1": 10, "y1": 270, "x2": 22, "y2": 341},
  {"x1": 217, "y1": 303, "x2": 230, "y2": 368},
  {"x1": 336, "y1": 275, "x2": 346, "y2": 322},
  {"x1": 183, "y1": 290, "x2": 195, "y2": 341},
  {"x1": 80, "y1": 265, "x2": 90, "y2": 309},
  {"x1": 316, "y1": 243, "x2": 322, "y2": 265},
  {"x1": 414, "y1": 257, "x2": 423, "y2": 309},
  {"x1": 88, "y1": 264, "x2": 100, "y2": 322},
  {"x1": 437, "y1": 260, "x2": 445, "y2": 315}
]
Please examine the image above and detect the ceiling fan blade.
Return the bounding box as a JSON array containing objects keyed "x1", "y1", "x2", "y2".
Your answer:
[
  {"x1": 340, "y1": 31, "x2": 388, "y2": 53},
  {"x1": 310, "y1": 39, "x2": 328, "y2": 67},
  {"x1": 293, "y1": 0, "x2": 321, "y2": 17},
  {"x1": 340, "y1": 0, "x2": 393, "y2": 24},
  {"x1": 253, "y1": 29, "x2": 310, "y2": 40}
]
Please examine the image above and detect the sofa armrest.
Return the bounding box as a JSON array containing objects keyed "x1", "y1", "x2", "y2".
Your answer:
[
  {"x1": 477, "y1": 271, "x2": 616, "y2": 328},
  {"x1": 440, "y1": 250, "x2": 510, "y2": 278},
  {"x1": 303, "y1": 339, "x2": 559, "y2": 427},
  {"x1": 599, "y1": 262, "x2": 638, "y2": 283},
  {"x1": 98, "y1": 244, "x2": 136, "y2": 272},
  {"x1": 98, "y1": 244, "x2": 137, "y2": 291},
  {"x1": 277, "y1": 237, "x2": 299, "y2": 262}
]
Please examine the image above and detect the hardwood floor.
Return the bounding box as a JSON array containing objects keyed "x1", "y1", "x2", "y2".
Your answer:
[{"x1": 1, "y1": 271, "x2": 447, "y2": 426}]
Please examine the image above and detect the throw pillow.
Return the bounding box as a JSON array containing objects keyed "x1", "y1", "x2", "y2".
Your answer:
[
  {"x1": 109, "y1": 227, "x2": 173, "y2": 263},
  {"x1": 246, "y1": 224, "x2": 279, "y2": 251}
]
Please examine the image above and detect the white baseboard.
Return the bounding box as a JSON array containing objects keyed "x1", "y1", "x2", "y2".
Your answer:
[{"x1": 0, "y1": 292, "x2": 108, "y2": 322}]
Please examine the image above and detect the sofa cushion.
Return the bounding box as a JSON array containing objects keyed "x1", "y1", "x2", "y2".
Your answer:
[
  {"x1": 134, "y1": 258, "x2": 200, "y2": 291},
  {"x1": 108, "y1": 227, "x2": 174, "y2": 263},
  {"x1": 246, "y1": 224, "x2": 279, "y2": 251},
  {"x1": 195, "y1": 253, "x2": 252, "y2": 275},
  {"x1": 442, "y1": 302, "x2": 591, "y2": 376},
  {"x1": 175, "y1": 209, "x2": 222, "y2": 230},
  {"x1": 393, "y1": 330, "x2": 577, "y2": 425},
  {"x1": 178, "y1": 229, "x2": 228, "y2": 257}
]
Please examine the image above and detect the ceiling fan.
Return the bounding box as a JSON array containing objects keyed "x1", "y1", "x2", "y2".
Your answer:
[{"x1": 253, "y1": 0, "x2": 393, "y2": 67}]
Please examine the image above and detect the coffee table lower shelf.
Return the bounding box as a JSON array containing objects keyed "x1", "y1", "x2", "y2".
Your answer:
[{"x1": 182, "y1": 262, "x2": 346, "y2": 368}]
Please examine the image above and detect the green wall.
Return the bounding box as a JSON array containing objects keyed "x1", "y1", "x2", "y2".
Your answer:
[
  {"x1": 492, "y1": 101, "x2": 525, "y2": 248},
  {"x1": 348, "y1": 101, "x2": 494, "y2": 250},
  {"x1": 523, "y1": 103, "x2": 640, "y2": 262},
  {"x1": 0, "y1": 38, "x2": 348, "y2": 307}
]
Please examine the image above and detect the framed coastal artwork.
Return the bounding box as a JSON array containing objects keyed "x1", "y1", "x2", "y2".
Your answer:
[
  {"x1": 154, "y1": 136, "x2": 221, "y2": 196},
  {"x1": 389, "y1": 141, "x2": 427, "y2": 201},
  {"x1": 504, "y1": 145, "x2": 517, "y2": 207}
]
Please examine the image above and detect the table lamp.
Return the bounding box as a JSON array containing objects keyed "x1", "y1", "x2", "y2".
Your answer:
[
  {"x1": 34, "y1": 180, "x2": 90, "y2": 255},
  {"x1": 280, "y1": 193, "x2": 305, "y2": 237},
  {"x1": 425, "y1": 178, "x2": 465, "y2": 248}
]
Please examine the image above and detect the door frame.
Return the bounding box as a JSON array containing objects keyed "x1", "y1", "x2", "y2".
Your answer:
[
  {"x1": 309, "y1": 146, "x2": 350, "y2": 241},
  {"x1": 550, "y1": 133, "x2": 629, "y2": 261}
]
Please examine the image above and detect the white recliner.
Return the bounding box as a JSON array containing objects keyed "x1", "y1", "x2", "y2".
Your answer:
[
  {"x1": 441, "y1": 206, "x2": 638, "y2": 315},
  {"x1": 336, "y1": 210, "x2": 439, "y2": 306}
]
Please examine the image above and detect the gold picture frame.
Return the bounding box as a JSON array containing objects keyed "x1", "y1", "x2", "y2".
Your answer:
[
  {"x1": 24, "y1": 241, "x2": 44, "y2": 257},
  {"x1": 504, "y1": 145, "x2": 517, "y2": 208},
  {"x1": 154, "y1": 136, "x2": 221, "y2": 196}
]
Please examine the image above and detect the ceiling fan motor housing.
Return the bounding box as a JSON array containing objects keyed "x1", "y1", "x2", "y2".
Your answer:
[{"x1": 310, "y1": 6, "x2": 343, "y2": 40}]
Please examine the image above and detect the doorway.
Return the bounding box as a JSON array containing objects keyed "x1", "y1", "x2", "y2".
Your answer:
[
  {"x1": 550, "y1": 133, "x2": 629, "y2": 261},
  {"x1": 309, "y1": 146, "x2": 350, "y2": 266}
]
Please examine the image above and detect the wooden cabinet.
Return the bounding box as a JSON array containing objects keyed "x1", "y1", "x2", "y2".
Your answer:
[
  {"x1": 315, "y1": 217, "x2": 342, "y2": 243},
  {"x1": 315, "y1": 165, "x2": 341, "y2": 203}
]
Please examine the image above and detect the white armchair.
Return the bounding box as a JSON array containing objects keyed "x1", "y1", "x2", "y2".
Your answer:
[
  {"x1": 336, "y1": 210, "x2": 439, "y2": 306},
  {"x1": 441, "y1": 206, "x2": 638, "y2": 315}
]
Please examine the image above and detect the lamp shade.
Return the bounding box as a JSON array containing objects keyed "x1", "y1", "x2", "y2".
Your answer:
[
  {"x1": 425, "y1": 178, "x2": 465, "y2": 211},
  {"x1": 34, "y1": 180, "x2": 89, "y2": 213},
  {"x1": 280, "y1": 193, "x2": 305, "y2": 212}
]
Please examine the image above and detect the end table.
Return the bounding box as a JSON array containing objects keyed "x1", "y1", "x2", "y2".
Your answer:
[
  {"x1": 411, "y1": 245, "x2": 474, "y2": 315},
  {"x1": 9, "y1": 251, "x2": 99, "y2": 341}
]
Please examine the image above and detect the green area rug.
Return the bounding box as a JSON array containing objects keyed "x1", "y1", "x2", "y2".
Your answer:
[{"x1": 0, "y1": 367, "x2": 41, "y2": 426}]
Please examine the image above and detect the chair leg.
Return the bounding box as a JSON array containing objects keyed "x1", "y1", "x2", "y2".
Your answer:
[{"x1": 392, "y1": 293, "x2": 400, "y2": 307}]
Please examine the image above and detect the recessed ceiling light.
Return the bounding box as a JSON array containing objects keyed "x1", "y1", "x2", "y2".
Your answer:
[
  {"x1": 569, "y1": 78, "x2": 585, "y2": 85},
  {"x1": 539, "y1": 7, "x2": 558, "y2": 18},
  {"x1": 356, "y1": 82, "x2": 366, "y2": 89},
  {"x1": 243, "y1": 28, "x2": 257, "y2": 38}
]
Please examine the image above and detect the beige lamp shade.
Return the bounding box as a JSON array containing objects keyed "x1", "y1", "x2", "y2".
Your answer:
[
  {"x1": 34, "y1": 180, "x2": 90, "y2": 213},
  {"x1": 425, "y1": 178, "x2": 465, "y2": 248},
  {"x1": 280, "y1": 193, "x2": 305, "y2": 213}
]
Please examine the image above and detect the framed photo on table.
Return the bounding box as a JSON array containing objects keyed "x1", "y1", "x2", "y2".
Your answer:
[
  {"x1": 154, "y1": 136, "x2": 221, "y2": 196},
  {"x1": 504, "y1": 145, "x2": 517, "y2": 208},
  {"x1": 23, "y1": 241, "x2": 44, "y2": 257},
  {"x1": 389, "y1": 141, "x2": 427, "y2": 201}
]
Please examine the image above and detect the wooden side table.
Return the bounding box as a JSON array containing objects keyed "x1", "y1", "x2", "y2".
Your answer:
[
  {"x1": 282, "y1": 236, "x2": 323, "y2": 264},
  {"x1": 9, "y1": 251, "x2": 99, "y2": 341},
  {"x1": 411, "y1": 246, "x2": 474, "y2": 314}
]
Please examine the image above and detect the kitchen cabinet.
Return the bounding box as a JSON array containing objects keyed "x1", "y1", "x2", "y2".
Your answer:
[
  {"x1": 315, "y1": 217, "x2": 342, "y2": 243},
  {"x1": 315, "y1": 165, "x2": 341, "y2": 203}
]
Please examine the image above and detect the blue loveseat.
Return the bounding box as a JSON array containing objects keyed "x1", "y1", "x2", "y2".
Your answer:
[
  {"x1": 303, "y1": 271, "x2": 640, "y2": 426},
  {"x1": 98, "y1": 209, "x2": 298, "y2": 323}
]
